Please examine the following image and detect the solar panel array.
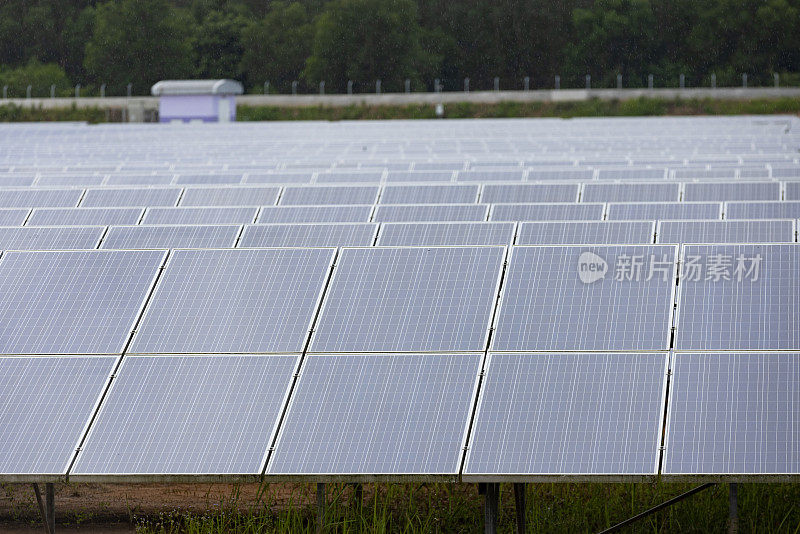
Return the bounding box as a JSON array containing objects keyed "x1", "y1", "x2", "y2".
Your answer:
[{"x1": 0, "y1": 116, "x2": 798, "y2": 483}]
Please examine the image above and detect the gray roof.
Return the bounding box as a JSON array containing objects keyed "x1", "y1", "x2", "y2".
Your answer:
[{"x1": 151, "y1": 79, "x2": 243, "y2": 96}]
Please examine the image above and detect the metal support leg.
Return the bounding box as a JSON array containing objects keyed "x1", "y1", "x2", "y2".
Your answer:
[
  {"x1": 32, "y1": 483, "x2": 54, "y2": 534},
  {"x1": 728, "y1": 483, "x2": 738, "y2": 534},
  {"x1": 484, "y1": 483, "x2": 499, "y2": 534},
  {"x1": 316, "y1": 483, "x2": 325, "y2": 534},
  {"x1": 513, "y1": 483, "x2": 526, "y2": 534}
]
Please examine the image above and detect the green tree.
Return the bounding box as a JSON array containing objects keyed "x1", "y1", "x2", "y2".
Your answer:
[
  {"x1": 192, "y1": 9, "x2": 251, "y2": 79},
  {"x1": 240, "y1": 2, "x2": 313, "y2": 92},
  {"x1": 0, "y1": 59, "x2": 72, "y2": 97},
  {"x1": 84, "y1": 0, "x2": 194, "y2": 92},
  {"x1": 303, "y1": 0, "x2": 437, "y2": 93}
]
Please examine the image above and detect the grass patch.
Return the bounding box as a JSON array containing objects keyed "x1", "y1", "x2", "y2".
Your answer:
[
  {"x1": 0, "y1": 103, "x2": 107, "y2": 123},
  {"x1": 128, "y1": 482, "x2": 800, "y2": 533},
  {"x1": 237, "y1": 97, "x2": 800, "y2": 122}
]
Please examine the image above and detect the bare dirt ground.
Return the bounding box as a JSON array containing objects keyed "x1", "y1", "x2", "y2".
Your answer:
[{"x1": 0, "y1": 483, "x2": 316, "y2": 532}]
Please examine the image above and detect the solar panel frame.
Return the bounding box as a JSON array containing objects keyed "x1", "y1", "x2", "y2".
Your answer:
[
  {"x1": 69, "y1": 354, "x2": 299, "y2": 482},
  {"x1": 662, "y1": 351, "x2": 800, "y2": 482},
  {"x1": 463, "y1": 352, "x2": 669, "y2": 482},
  {"x1": 265, "y1": 352, "x2": 482, "y2": 481},
  {"x1": 309, "y1": 246, "x2": 506, "y2": 353},
  {"x1": 0, "y1": 355, "x2": 117, "y2": 480}
]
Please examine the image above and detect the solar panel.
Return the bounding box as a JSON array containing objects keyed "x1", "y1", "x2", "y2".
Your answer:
[
  {"x1": 606, "y1": 202, "x2": 722, "y2": 220},
  {"x1": 129, "y1": 248, "x2": 335, "y2": 354},
  {"x1": 279, "y1": 186, "x2": 379, "y2": 205},
  {"x1": 664, "y1": 352, "x2": 800, "y2": 477},
  {"x1": 683, "y1": 182, "x2": 781, "y2": 201},
  {"x1": 516, "y1": 221, "x2": 655, "y2": 244},
  {"x1": 582, "y1": 183, "x2": 680, "y2": 202},
  {"x1": 490, "y1": 203, "x2": 604, "y2": 221},
  {"x1": 415, "y1": 162, "x2": 465, "y2": 171},
  {"x1": 0, "y1": 226, "x2": 104, "y2": 249},
  {"x1": 238, "y1": 223, "x2": 377, "y2": 247},
  {"x1": 0, "y1": 189, "x2": 82, "y2": 208},
  {"x1": 771, "y1": 166, "x2": 800, "y2": 179},
  {"x1": 527, "y1": 169, "x2": 594, "y2": 181},
  {"x1": 675, "y1": 243, "x2": 799, "y2": 350},
  {"x1": 256, "y1": 205, "x2": 373, "y2": 223},
  {"x1": 101, "y1": 225, "x2": 240, "y2": 249},
  {"x1": 725, "y1": 201, "x2": 800, "y2": 220},
  {"x1": 596, "y1": 168, "x2": 667, "y2": 180},
  {"x1": 175, "y1": 173, "x2": 243, "y2": 185},
  {"x1": 0, "y1": 356, "x2": 115, "y2": 475},
  {"x1": 0, "y1": 208, "x2": 30, "y2": 226},
  {"x1": 37, "y1": 174, "x2": 104, "y2": 187},
  {"x1": 26, "y1": 207, "x2": 143, "y2": 226},
  {"x1": 316, "y1": 171, "x2": 384, "y2": 183},
  {"x1": 464, "y1": 352, "x2": 667, "y2": 479},
  {"x1": 380, "y1": 184, "x2": 479, "y2": 204},
  {"x1": 0, "y1": 250, "x2": 166, "y2": 354},
  {"x1": 141, "y1": 206, "x2": 258, "y2": 225},
  {"x1": 372, "y1": 204, "x2": 489, "y2": 222},
  {"x1": 492, "y1": 245, "x2": 677, "y2": 351},
  {"x1": 657, "y1": 220, "x2": 794, "y2": 243},
  {"x1": 0, "y1": 174, "x2": 35, "y2": 187},
  {"x1": 80, "y1": 188, "x2": 182, "y2": 207},
  {"x1": 385, "y1": 171, "x2": 453, "y2": 182},
  {"x1": 457, "y1": 170, "x2": 524, "y2": 182},
  {"x1": 787, "y1": 182, "x2": 800, "y2": 200},
  {"x1": 245, "y1": 172, "x2": 314, "y2": 184},
  {"x1": 310, "y1": 246, "x2": 504, "y2": 352},
  {"x1": 267, "y1": 353, "x2": 480, "y2": 477},
  {"x1": 480, "y1": 184, "x2": 580, "y2": 203},
  {"x1": 178, "y1": 186, "x2": 280, "y2": 207},
  {"x1": 105, "y1": 174, "x2": 174, "y2": 186},
  {"x1": 72, "y1": 354, "x2": 297, "y2": 476},
  {"x1": 674, "y1": 168, "x2": 736, "y2": 180},
  {"x1": 376, "y1": 222, "x2": 515, "y2": 246}
]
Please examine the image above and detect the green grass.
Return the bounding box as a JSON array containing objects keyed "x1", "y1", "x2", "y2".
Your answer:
[
  {"x1": 128, "y1": 482, "x2": 800, "y2": 533},
  {"x1": 0, "y1": 103, "x2": 107, "y2": 122}
]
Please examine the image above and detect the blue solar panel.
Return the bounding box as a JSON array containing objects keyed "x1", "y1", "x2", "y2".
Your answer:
[
  {"x1": 0, "y1": 250, "x2": 166, "y2": 354},
  {"x1": 310, "y1": 246, "x2": 505, "y2": 352},
  {"x1": 725, "y1": 201, "x2": 800, "y2": 220},
  {"x1": 179, "y1": 187, "x2": 280, "y2": 207},
  {"x1": 71, "y1": 354, "x2": 297, "y2": 475},
  {"x1": 385, "y1": 171, "x2": 453, "y2": 182},
  {"x1": 37, "y1": 174, "x2": 104, "y2": 187},
  {"x1": 464, "y1": 352, "x2": 667, "y2": 478},
  {"x1": 457, "y1": 170, "x2": 524, "y2": 182},
  {"x1": 380, "y1": 185, "x2": 478, "y2": 204},
  {"x1": 376, "y1": 222, "x2": 515, "y2": 246},
  {"x1": 372, "y1": 204, "x2": 489, "y2": 222},
  {"x1": 280, "y1": 186, "x2": 379, "y2": 205},
  {"x1": 238, "y1": 223, "x2": 377, "y2": 247},
  {"x1": 0, "y1": 226, "x2": 104, "y2": 249},
  {"x1": 0, "y1": 189, "x2": 82, "y2": 208},
  {"x1": 683, "y1": 182, "x2": 781, "y2": 201},
  {"x1": 256, "y1": 205, "x2": 373, "y2": 223},
  {"x1": 490, "y1": 203, "x2": 604, "y2": 221},
  {"x1": 26, "y1": 207, "x2": 143, "y2": 226},
  {"x1": 316, "y1": 171, "x2": 383, "y2": 183},
  {"x1": 675, "y1": 244, "x2": 800, "y2": 350},
  {"x1": 141, "y1": 207, "x2": 258, "y2": 225},
  {"x1": 101, "y1": 225, "x2": 241, "y2": 249},
  {"x1": 787, "y1": 182, "x2": 800, "y2": 200},
  {"x1": 480, "y1": 184, "x2": 580, "y2": 203},
  {"x1": 492, "y1": 245, "x2": 677, "y2": 351},
  {"x1": 267, "y1": 353, "x2": 480, "y2": 476},
  {"x1": 596, "y1": 168, "x2": 667, "y2": 180},
  {"x1": 105, "y1": 174, "x2": 174, "y2": 186},
  {"x1": 582, "y1": 183, "x2": 680, "y2": 203},
  {"x1": 175, "y1": 173, "x2": 244, "y2": 185},
  {"x1": 516, "y1": 221, "x2": 655, "y2": 244},
  {"x1": 606, "y1": 202, "x2": 722, "y2": 220},
  {"x1": 664, "y1": 352, "x2": 800, "y2": 476},
  {"x1": 130, "y1": 248, "x2": 335, "y2": 354},
  {"x1": 0, "y1": 209, "x2": 30, "y2": 226},
  {"x1": 657, "y1": 220, "x2": 794, "y2": 243},
  {"x1": 527, "y1": 169, "x2": 594, "y2": 181},
  {"x1": 0, "y1": 356, "x2": 115, "y2": 475},
  {"x1": 245, "y1": 172, "x2": 314, "y2": 184},
  {"x1": 81, "y1": 188, "x2": 182, "y2": 207}
]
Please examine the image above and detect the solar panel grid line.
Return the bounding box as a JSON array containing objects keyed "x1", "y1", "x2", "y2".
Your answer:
[
  {"x1": 0, "y1": 355, "x2": 118, "y2": 481},
  {"x1": 461, "y1": 352, "x2": 669, "y2": 482},
  {"x1": 661, "y1": 351, "x2": 800, "y2": 481},
  {"x1": 68, "y1": 353, "x2": 301, "y2": 481},
  {"x1": 264, "y1": 352, "x2": 483, "y2": 481}
]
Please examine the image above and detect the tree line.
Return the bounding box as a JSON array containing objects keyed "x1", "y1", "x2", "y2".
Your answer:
[{"x1": 1, "y1": 0, "x2": 799, "y2": 97}]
